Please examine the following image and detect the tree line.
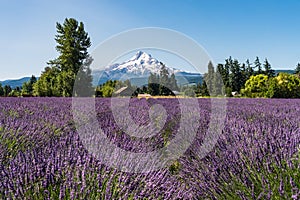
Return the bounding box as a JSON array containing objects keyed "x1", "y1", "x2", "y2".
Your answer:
[
  {"x1": 193, "y1": 57, "x2": 300, "y2": 98},
  {"x1": 203, "y1": 57, "x2": 275, "y2": 97}
]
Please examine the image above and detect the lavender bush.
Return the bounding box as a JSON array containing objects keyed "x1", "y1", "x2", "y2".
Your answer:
[{"x1": 0, "y1": 97, "x2": 299, "y2": 199}]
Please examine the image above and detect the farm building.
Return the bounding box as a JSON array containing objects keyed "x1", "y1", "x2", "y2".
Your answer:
[
  {"x1": 172, "y1": 91, "x2": 181, "y2": 95},
  {"x1": 113, "y1": 86, "x2": 133, "y2": 97}
]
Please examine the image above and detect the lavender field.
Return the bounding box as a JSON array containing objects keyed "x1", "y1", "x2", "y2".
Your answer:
[{"x1": 0, "y1": 97, "x2": 299, "y2": 199}]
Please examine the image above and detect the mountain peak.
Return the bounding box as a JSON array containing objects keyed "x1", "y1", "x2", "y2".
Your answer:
[{"x1": 130, "y1": 51, "x2": 152, "y2": 61}]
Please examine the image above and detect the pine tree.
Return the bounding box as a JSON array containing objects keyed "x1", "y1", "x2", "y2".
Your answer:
[
  {"x1": 245, "y1": 59, "x2": 254, "y2": 80},
  {"x1": 204, "y1": 61, "x2": 215, "y2": 96},
  {"x1": 51, "y1": 18, "x2": 91, "y2": 73},
  {"x1": 159, "y1": 62, "x2": 170, "y2": 95},
  {"x1": 169, "y1": 73, "x2": 179, "y2": 91},
  {"x1": 148, "y1": 72, "x2": 160, "y2": 95},
  {"x1": 240, "y1": 63, "x2": 247, "y2": 89},
  {"x1": 215, "y1": 64, "x2": 225, "y2": 96},
  {"x1": 294, "y1": 63, "x2": 300, "y2": 75},
  {"x1": 229, "y1": 59, "x2": 243, "y2": 92},
  {"x1": 224, "y1": 57, "x2": 233, "y2": 87},
  {"x1": 201, "y1": 81, "x2": 209, "y2": 96},
  {"x1": 263, "y1": 58, "x2": 275, "y2": 77},
  {"x1": 0, "y1": 83, "x2": 4, "y2": 96},
  {"x1": 73, "y1": 56, "x2": 94, "y2": 97},
  {"x1": 254, "y1": 56, "x2": 263, "y2": 75},
  {"x1": 217, "y1": 63, "x2": 229, "y2": 88},
  {"x1": 35, "y1": 18, "x2": 92, "y2": 97},
  {"x1": 22, "y1": 75, "x2": 37, "y2": 96},
  {"x1": 3, "y1": 85, "x2": 12, "y2": 97}
]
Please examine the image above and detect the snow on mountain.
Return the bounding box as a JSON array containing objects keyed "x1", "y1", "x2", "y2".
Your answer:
[
  {"x1": 104, "y1": 51, "x2": 182, "y2": 76},
  {"x1": 92, "y1": 51, "x2": 202, "y2": 86}
]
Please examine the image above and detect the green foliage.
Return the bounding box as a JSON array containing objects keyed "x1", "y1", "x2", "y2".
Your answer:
[
  {"x1": 3, "y1": 85, "x2": 12, "y2": 97},
  {"x1": 204, "y1": 61, "x2": 225, "y2": 96},
  {"x1": 95, "y1": 80, "x2": 135, "y2": 97},
  {"x1": 193, "y1": 81, "x2": 209, "y2": 97},
  {"x1": 270, "y1": 73, "x2": 300, "y2": 98},
  {"x1": 204, "y1": 61, "x2": 215, "y2": 95},
  {"x1": 0, "y1": 84, "x2": 20, "y2": 97},
  {"x1": 184, "y1": 88, "x2": 195, "y2": 97},
  {"x1": 51, "y1": 18, "x2": 91, "y2": 74},
  {"x1": 217, "y1": 57, "x2": 257, "y2": 96},
  {"x1": 245, "y1": 59, "x2": 254, "y2": 81},
  {"x1": 22, "y1": 75, "x2": 37, "y2": 96},
  {"x1": 242, "y1": 74, "x2": 269, "y2": 98},
  {"x1": 8, "y1": 89, "x2": 21, "y2": 97},
  {"x1": 214, "y1": 72, "x2": 225, "y2": 96},
  {"x1": 169, "y1": 73, "x2": 179, "y2": 91},
  {"x1": 148, "y1": 73, "x2": 160, "y2": 96},
  {"x1": 96, "y1": 80, "x2": 116, "y2": 97},
  {"x1": 159, "y1": 63, "x2": 170, "y2": 95},
  {"x1": 34, "y1": 18, "x2": 92, "y2": 97},
  {"x1": 22, "y1": 82, "x2": 31, "y2": 95},
  {"x1": 229, "y1": 59, "x2": 244, "y2": 93},
  {"x1": 73, "y1": 57, "x2": 94, "y2": 97},
  {"x1": 201, "y1": 81, "x2": 210, "y2": 96},
  {"x1": 0, "y1": 83, "x2": 4, "y2": 96},
  {"x1": 242, "y1": 73, "x2": 300, "y2": 98},
  {"x1": 33, "y1": 67, "x2": 61, "y2": 97},
  {"x1": 225, "y1": 87, "x2": 233, "y2": 97},
  {"x1": 217, "y1": 63, "x2": 229, "y2": 88},
  {"x1": 102, "y1": 86, "x2": 114, "y2": 97}
]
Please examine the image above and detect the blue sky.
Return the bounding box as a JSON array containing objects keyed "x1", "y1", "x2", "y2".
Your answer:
[{"x1": 1, "y1": 0, "x2": 300, "y2": 80}]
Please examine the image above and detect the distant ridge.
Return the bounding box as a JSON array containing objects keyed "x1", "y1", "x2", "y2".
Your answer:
[
  {"x1": 0, "y1": 77, "x2": 32, "y2": 88},
  {"x1": 274, "y1": 69, "x2": 295, "y2": 75}
]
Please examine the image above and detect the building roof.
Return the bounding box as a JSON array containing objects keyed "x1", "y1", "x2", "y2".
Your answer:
[
  {"x1": 172, "y1": 91, "x2": 180, "y2": 95},
  {"x1": 114, "y1": 86, "x2": 128, "y2": 95}
]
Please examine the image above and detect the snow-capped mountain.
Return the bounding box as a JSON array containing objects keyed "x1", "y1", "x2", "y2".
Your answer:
[
  {"x1": 92, "y1": 51, "x2": 202, "y2": 86},
  {"x1": 105, "y1": 51, "x2": 182, "y2": 76}
]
